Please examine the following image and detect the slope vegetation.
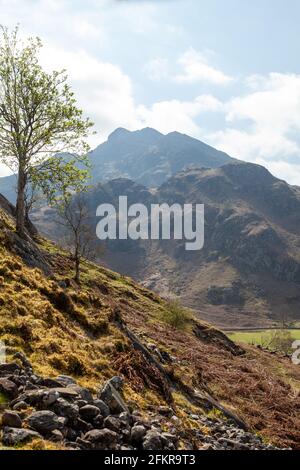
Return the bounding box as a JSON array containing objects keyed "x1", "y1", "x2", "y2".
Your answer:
[{"x1": 0, "y1": 199, "x2": 300, "y2": 449}]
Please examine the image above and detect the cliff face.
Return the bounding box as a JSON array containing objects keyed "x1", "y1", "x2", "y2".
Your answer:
[{"x1": 0, "y1": 196, "x2": 300, "y2": 449}]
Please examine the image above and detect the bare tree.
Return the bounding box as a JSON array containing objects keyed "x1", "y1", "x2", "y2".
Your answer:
[{"x1": 57, "y1": 192, "x2": 96, "y2": 284}]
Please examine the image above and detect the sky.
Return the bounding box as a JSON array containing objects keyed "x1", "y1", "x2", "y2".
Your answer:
[{"x1": 1, "y1": 0, "x2": 300, "y2": 184}]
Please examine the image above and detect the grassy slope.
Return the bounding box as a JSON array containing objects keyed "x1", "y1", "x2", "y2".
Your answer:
[{"x1": 0, "y1": 206, "x2": 300, "y2": 449}]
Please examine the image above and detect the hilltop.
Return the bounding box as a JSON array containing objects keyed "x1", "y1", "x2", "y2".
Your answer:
[
  {"x1": 0, "y1": 196, "x2": 300, "y2": 449},
  {"x1": 0, "y1": 128, "x2": 234, "y2": 204}
]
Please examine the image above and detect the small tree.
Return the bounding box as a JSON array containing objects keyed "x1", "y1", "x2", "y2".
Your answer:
[
  {"x1": 56, "y1": 192, "x2": 96, "y2": 284},
  {"x1": 0, "y1": 26, "x2": 93, "y2": 237}
]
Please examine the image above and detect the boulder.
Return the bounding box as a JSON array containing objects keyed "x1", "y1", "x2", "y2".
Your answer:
[
  {"x1": 83, "y1": 428, "x2": 118, "y2": 450},
  {"x1": 131, "y1": 425, "x2": 147, "y2": 444},
  {"x1": 52, "y1": 398, "x2": 79, "y2": 421},
  {"x1": 0, "y1": 377, "x2": 18, "y2": 399},
  {"x1": 1, "y1": 411, "x2": 22, "y2": 428},
  {"x1": 55, "y1": 375, "x2": 77, "y2": 387},
  {"x1": 2, "y1": 427, "x2": 41, "y2": 446},
  {"x1": 103, "y1": 416, "x2": 122, "y2": 433},
  {"x1": 98, "y1": 382, "x2": 129, "y2": 415},
  {"x1": 68, "y1": 385, "x2": 93, "y2": 403},
  {"x1": 0, "y1": 363, "x2": 21, "y2": 375},
  {"x1": 93, "y1": 399, "x2": 110, "y2": 418},
  {"x1": 143, "y1": 430, "x2": 163, "y2": 450},
  {"x1": 79, "y1": 405, "x2": 100, "y2": 422},
  {"x1": 27, "y1": 410, "x2": 63, "y2": 435}
]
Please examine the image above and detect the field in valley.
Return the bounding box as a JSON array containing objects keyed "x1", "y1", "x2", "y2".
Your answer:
[{"x1": 227, "y1": 329, "x2": 300, "y2": 347}]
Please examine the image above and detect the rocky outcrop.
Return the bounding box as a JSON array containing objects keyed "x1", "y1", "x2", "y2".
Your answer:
[{"x1": 0, "y1": 353, "x2": 282, "y2": 450}]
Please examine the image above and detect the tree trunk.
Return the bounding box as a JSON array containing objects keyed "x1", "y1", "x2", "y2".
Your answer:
[
  {"x1": 75, "y1": 256, "x2": 80, "y2": 284},
  {"x1": 16, "y1": 164, "x2": 27, "y2": 237}
]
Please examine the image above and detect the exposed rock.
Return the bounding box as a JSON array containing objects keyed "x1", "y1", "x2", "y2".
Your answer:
[
  {"x1": 2, "y1": 427, "x2": 41, "y2": 446},
  {"x1": 82, "y1": 428, "x2": 118, "y2": 450},
  {"x1": 207, "y1": 283, "x2": 245, "y2": 306},
  {"x1": 93, "y1": 399, "x2": 110, "y2": 418},
  {"x1": 131, "y1": 425, "x2": 147, "y2": 444},
  {"x1": 98, "y1": 381, "x2": 129, "y2": 415},
  {"x1": 0, "y1": 362, "x2": 22, "y2": 375},
  {"x1": 79, "y1": 405, "x2": 100, "y2": 422},
  {"x1": 104, "y1": 416, "x2": 122, "y2": 433},
  {"x1": 52, "y1": 398, "x2": 79, "y2": 421},
  {"x1": 1, "y1": 411, "x2": 22, "y2": 428},
  {"x1": 27, "y1": 410, "x2": 63, "y2": 435},
  {"x1": 0, "y1": 377, "x2": 18, "y2": 399},
  {"x1": 55, "y1": 375, "x2": 77, "y2": 387},
  {"x1": 143, "y1": 430, "x2": 163, "y2": 450}
]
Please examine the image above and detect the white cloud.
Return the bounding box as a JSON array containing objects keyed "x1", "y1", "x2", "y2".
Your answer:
[
  {"x1": 256, "y1": 159, "x2": 300, "y2": 186},
  {"x1": 175, "y1": 48, "x2": 233, "y2": 86},
  {"x1": 208, "y1": 73, "x2": 300, "y2": 160},
  {"x1": 144, "y1": 58, "x2": 169, "y2": 81},
  {"x1": 39, "y1": 46, "x2": 141, "y2": 147},
  {"x1": 137, "y1": 95, "x2": 221, "y2": 136}
]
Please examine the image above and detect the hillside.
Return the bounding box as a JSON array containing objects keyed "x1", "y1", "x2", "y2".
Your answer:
[
  {"x1": 31, "y1": 160, "x2": 300, "y2": 329},
  {"x1": 0, "y1": 196, "x2": 300, "y2": 449},
  {"x1": 0, "y1": 128, "x2": 234, "y2": 204}
]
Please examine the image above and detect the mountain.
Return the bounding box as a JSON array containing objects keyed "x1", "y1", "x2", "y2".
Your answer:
[
  {"x1": 0, "y1": 128, "x2": 234, "y2": 204},
  {"x1": 0, "y1": 195, "x2": 300, "y2": 450},
  {"x1": 31, "y1": 160, "x2": 300, "y2": 329},
  {"x1": 89, "y1": 127, "x2": 234, "y2": 188}
]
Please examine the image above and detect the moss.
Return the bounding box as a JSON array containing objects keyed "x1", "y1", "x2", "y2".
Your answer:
[{"x1": 0, "y1": 391, "x2": 9, "y2": 405}]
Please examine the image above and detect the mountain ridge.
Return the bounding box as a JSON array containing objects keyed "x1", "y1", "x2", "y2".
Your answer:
[{"x1": 0, "y1": 128, "x2": 235, "y2": 204}]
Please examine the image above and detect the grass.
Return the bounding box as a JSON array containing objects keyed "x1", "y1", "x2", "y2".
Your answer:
[
  {"x1": 1, "y1": 206, "x2": 300, "y2": 449},
  {"x1": 227, "y1": 329, "x2": 300, "y2": 347}
]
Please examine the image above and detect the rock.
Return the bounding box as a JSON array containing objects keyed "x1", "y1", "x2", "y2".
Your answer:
[
  {"x1": 104, "y1": 416, "x2": 121, "y2": 433},
  {"x1": 27, "y1": 410, "x2": 63, "y2": 435},
  {"x1": 52, "y1": 398, "x2": 79, "y2": 421},
  {"x1": 55, "y1": 375, "x2": 77, "y2": 387},
  {"x1": 131, "y1": 425, "x2": 147, "y2": 444},
  {"x1": 83, "y1": 428, "x2": 118, "y2": 450},
  {"x1": 157, "y1": 406, "x2": 173, "y2": 417},
  {"x1": 0, "y1": 363, "x2": 21, "y2": 375},
  {"x1": 119, "y1": 412, "x2": 132, "y2": 426},
  {"x1": 161, "y1": 432, "x2": 178, "y2": 445},
  {"x1": 108, "y1": 376, "x2": 124, "y2": 391},
  {"x1": 76, "y1": 399, "x2": 88, "y2": 408},
  {"x1": 51, "y1": 387, "x2": 79, "y2": 400},
  {"x1": 1, "y1": 411, "x2": 22, "y2": 428},
  {"x1": 72, "y1": 418, "x2": 93, "y2": 433},
  {"x1": 75, "y1": 437, "x2": 94, "y2": 450},
  {"x1": 143, "y1": 430, "x2": 163, "y2": 450},
  {"x1": 50, "y1": 429, "x2": 64, "y2": 442},
  {"x1": 79, "y1": 405, "x2": 100, "y2": 422},
  {"x1": 2, "y1": 427, "x2": 41, "y2": 446},
  {"x1": 92, "y1": 414, "x2": 104, "y2": 429},
  {"x1": 68, "y1": 385, "x2": 93, "y2": 403},
  {"x1": 93, "y1": 399, "x2": 110, "y2": 418},
  {"x1": 13, "y1": 352, "x2": 32, "y2": 370},
  {"x1": 0, "y1": 377, "x2": 18, "y2": 399},
  {"x1": 37, "y1": 378, "x2": 64, "y2": 388},
  {"x1": 98, "y1": 382, "x2": 129, "y2": 415},
  {"x1": 12, "y1": 401, "x2": 28, "y2": 411},
  {"x1": 41, "y1": 390, "x2": 60, "y2": 407}
]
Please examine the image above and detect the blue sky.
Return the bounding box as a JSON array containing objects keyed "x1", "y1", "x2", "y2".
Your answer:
[{"x1": 1, "y1": 0, "x2": 300, "y2": 184}]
